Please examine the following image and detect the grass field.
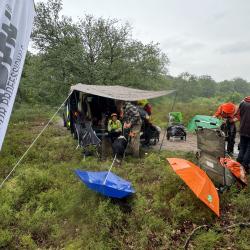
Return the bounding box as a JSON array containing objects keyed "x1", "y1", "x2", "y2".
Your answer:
[
  {"x1": 151, "y1": 96, "x2": 220, "y2": 128},
  {"x1": 0, "y1": 103, "x2": 249, "y2": 249}
]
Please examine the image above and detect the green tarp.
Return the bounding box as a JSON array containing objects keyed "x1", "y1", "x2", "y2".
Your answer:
[
  {"x1": 187, "y1": 115, "x2": 222, "y2": 132},
  {"x1": 169, "y1": 112, "x2": 183, "y2": 124}
]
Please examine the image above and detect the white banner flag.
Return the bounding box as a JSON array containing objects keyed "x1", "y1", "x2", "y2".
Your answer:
[{"x1": 0, "y1": 0, "x2": 35, "y2": 150}]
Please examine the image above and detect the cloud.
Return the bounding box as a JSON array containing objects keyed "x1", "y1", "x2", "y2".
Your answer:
[
  {"x1": 161, "y1": 37, "x2": 206, "y2": 54},
  {"x1": 218, "y1": 41, "x2": 250, "y2": 54},
  {"x1": 212, "y1": 12, "x2": 226, "y2": 21}
]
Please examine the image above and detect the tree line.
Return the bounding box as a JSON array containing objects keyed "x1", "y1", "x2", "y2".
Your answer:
[{"x1": 18, "y1": 0, "x2": 250, "y2": 105}]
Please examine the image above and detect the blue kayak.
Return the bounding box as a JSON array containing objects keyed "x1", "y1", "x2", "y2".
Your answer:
[{"x1": 75, "y1": 170, "x2": 135, "y2": 199}]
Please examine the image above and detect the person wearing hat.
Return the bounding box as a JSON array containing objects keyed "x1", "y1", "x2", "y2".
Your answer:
[
  {"x1": 108, "y1": 113, "x2": 122, "y2": 143},
  {"x1": 237, "y1": 96, "x2": 250, "y2": 174},
  {"x1": 213, "y1": 102, "x2": 240, "y2": 155}
]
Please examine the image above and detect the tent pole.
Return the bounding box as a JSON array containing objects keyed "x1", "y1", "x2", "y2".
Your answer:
[
  {"x1": 159, "y1": 91, "x2": 178, "y2": 152},
  {"x1": 103, "y1": 154, "x2": 117, "y2": 184}
]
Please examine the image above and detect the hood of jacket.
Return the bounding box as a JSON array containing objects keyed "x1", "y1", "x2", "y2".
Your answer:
[{"x1": 244, "y1": 96, "x2": 250, "y2": 102}]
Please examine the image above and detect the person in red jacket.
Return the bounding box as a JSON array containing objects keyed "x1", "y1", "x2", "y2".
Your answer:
[
  {"x1": 237, "y1": 96, "x2": 250, "y2": 174},
  {"x1": 213, "y1": 102, "x2": 240, "y2": 155}
]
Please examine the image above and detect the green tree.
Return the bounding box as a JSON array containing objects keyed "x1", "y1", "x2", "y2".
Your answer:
[
  {"x1": 198, "y1": 75, "x2": 216, "y2": 98},
  {"x1": 29, "y1": 0, "x2": 169, "y2": 105},
  {"x1": 217, "y1": 80, "x2": 235, "y2": 95},
  {"x1": 232, "y1": 78, "x2": 250, "y2": 95},
  {"x1": 167, "y1": 73, "x2": 200, "y2": 101}
]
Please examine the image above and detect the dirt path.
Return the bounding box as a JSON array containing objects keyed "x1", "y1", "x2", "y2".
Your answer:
[
  {"x1": 57, "y1": 117, "x2": 240, "y2": 155},
  {"x1": 155, "y1": 132, "x2": 198, "y2": 152},
  {"x1": 155, "y1": 131, "x2": 240, "y2": 156}
]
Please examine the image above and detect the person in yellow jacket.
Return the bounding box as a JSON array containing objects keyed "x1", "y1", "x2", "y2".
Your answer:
[{"x1": 108, "y1": 113, "x2": 122, "y2": 143}]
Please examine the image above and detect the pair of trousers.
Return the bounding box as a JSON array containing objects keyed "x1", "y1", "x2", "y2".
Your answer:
[
  {"x1": 221, "y1": 122, "x2": 236, "y2": 154},
  {"x1": 237, "y1": 135, "x2": 250, "y2": 171},
  {"x1": 128, "y1": 123, "x2": 141, "y2": 157}
]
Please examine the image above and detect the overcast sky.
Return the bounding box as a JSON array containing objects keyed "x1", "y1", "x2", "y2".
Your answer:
[{"x1": 35, "y1": 0, "x2": 250, "y2": 82}]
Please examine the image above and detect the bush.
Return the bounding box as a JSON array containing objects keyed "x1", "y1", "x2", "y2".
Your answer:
[
  {"x1": 192, "y1": 230, "x2": 222, "y2": 250},
  {"x1": 0, "y1": 103, "x2": 249, "y2": 249},
  {"x1": 0, "y1": 229, "x2": 12, "y2": 248},
  {"x1": 231, "y1": 184, "x2": 250, "y2": 220},
  {"x1": 19, "y1": 234, "x2": 37, "y2": 250}
]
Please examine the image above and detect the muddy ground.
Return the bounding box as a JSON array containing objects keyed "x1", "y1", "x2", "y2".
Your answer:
[
  {"x1": 59, "y1": 118, "x2": 240, "y2": 156},
  {"x1": 155, "y1": 132, "x2": 197, "y2": 152},
  {"x1": 155, "y1": 131, "x2": 240, "y2": 157}
]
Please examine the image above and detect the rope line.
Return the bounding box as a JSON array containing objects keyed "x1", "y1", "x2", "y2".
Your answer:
[{"x1": 0, "y1": 92, "x2": 72, "y2": 189}]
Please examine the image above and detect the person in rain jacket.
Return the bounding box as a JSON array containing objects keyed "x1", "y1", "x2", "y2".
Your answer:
[
  {"x1": 213, "y1": 102, "x2": 240, "y2": 155},
  {"x1": 137, "y1": 100, "x2": 154, "y2": 146},
  {"x1": 108, "y1": 113, "x2": 122, "y2": 143},
  {"x1": 122, "y1": 102, "x2": 142, "y2": 157},
  {"x1": 237, "y1": 96, "x2": 250, "y2": 174}
]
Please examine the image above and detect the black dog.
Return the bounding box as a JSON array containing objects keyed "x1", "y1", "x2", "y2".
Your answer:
[{"x1": 112, "y1": 135, "x2": 128, "y2": 159}]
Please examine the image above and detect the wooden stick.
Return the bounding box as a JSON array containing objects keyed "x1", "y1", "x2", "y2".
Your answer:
[
  {"x1": 183, "y1": 225, "x2": 208, "y2": 250},
  {"x1": 183, "y1": 222, "x2": 250, "y2": 250}
]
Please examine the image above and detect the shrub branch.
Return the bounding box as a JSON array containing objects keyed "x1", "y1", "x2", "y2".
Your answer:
[{"x1": 184, "y1": 222, "x2": 250, "y2": 250}]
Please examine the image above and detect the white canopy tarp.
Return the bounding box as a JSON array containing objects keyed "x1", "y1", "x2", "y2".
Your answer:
[{"x1": 71, "y1": 83, "x2": 175, "y2": 101}]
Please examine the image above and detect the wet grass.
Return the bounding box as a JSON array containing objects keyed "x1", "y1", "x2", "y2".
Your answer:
[{"x1": 0, "y1": 103, "x2": 249, "y2": 249}]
